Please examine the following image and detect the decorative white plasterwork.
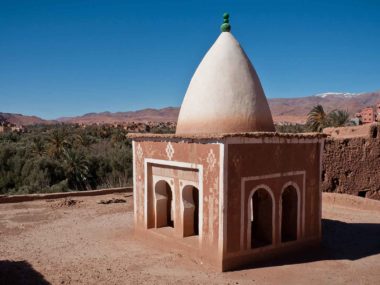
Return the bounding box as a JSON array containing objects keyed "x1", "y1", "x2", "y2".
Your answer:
[
  {"x1": 165, "y1": 142, "x2": 175, "y2": 161},
  {"x1": 207, "y1": 149, "x2": 216, "y2": 171},
  {"x1": 136, "y1": 143, "x2": 143, "y2": 162}
]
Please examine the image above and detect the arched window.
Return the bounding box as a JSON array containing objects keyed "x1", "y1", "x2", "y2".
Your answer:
[
  {"x1": 154, "y1": 180, "x2": 174, "y2": 228},
  {"x1": 249, "y1": 187, "x2": 274, "y2": 248},
  {"x1": 281, "y1": 185, "x2": 298, "y2": 242},
  {"x1": 182, "y1": 185, "x2": 199, "y2": 237}
]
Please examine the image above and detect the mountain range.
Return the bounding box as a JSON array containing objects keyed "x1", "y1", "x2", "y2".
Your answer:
[{"x1": 2, "y1": 90, "x2": 379, "y2": 126}]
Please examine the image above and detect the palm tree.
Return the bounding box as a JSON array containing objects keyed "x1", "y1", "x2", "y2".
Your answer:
[
  {"x1": 328, "y1": 109, "x2": 350, "y2": 127},
  {"x1": 63, "y1": 148, "x2": 89, "y2": 190},
  {"x1": 307, "y1": 105, "x2": 328, "y2": 132},
  {"x1": 47, "y1": 128, "x2": 70, "y2": 159},
  {"x1": 30, "y1": 137, "x2": 46, "y2": 157},
  {"x1": 73, "y1": 132, "x2": 93, "y2": 149},
  {"x1": 111, "y1": 129, "x2": 126, "y2": 145}
]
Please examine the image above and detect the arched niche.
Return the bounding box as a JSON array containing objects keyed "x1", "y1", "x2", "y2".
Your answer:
[
  {"x1": 154, "y1": 180, "x2": 174, "y2": 228},
  {"x1": 281, "y1": 183, "x2": 300, "y2": 242},
  {"x1": 182, "y1": 185, "x2": 199, "y2": 237},
  {"x1": 248, "y1": 185, "x2": 274, "y2": 249}
]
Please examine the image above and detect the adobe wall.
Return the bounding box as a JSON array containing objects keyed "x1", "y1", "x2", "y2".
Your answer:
[
  {"x1": 132, "y1": 139, "x2": 222, "y2": 259},
  {"x1": 220, "y1": 137, "x2": 323, "y2": 271},
  {"x1": 322, "y1": 124, "x2": 380, "y2": 200},
  {"x1": 129, "y1": 132, "x2": 325, "y2": 271},
  {"x1": 225, "y1": 137, "x2": 323, "y2": 256},
  {"x1": 323, "y1": 124, "x2": 372, "y2": 139}
]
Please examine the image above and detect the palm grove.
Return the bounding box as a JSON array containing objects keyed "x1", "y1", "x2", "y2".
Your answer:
[
  {"x1": 0, "y1": 105, "x2": 350, "y2": 195},
  {"x1": 0, "y1": 124, "x2": 133, "y2": 194},
  {"x1": 276, "y1": 105, "x2": 351, "y2": 133}
]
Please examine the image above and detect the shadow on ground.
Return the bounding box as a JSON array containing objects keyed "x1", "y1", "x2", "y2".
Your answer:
[
  {"x1": 0, "y1": 260, "x2": 50, "y2": 285},
  {"x1": 240, "y1": 218, "x2": 380, "y2": 270}
]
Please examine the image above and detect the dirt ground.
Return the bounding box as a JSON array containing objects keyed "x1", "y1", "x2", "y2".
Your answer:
[{"x1": 1, "y1": 193, "x2": 379, "y2": 285}]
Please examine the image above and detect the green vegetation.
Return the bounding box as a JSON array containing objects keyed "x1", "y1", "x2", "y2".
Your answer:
[
  {"x1": 0, "y1": 124, "x2": 135, "y2": 195},
  {"x1": 306, "y1": 105, "x2": 351, "y2": 132},
  {"x1": 275, "y1": 105, "x2": 351, "y2": 133},
  {"x1": 275, "y1": 123, "x2": 307, "y2": 133},
  {"x1": 0, "y1": 105, "x2": 350, "y2": 195},
  {"x1": 328, "y1": 109, "x2": 351, "y2": 127}
]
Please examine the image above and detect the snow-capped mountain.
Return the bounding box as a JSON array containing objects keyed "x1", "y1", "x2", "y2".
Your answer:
[
  {"x1": 314, "y1": 92, "x2": 363, "y2": 98},
  {"x1": 269, "y1": 90, "x2": 380, "y2": 118}
]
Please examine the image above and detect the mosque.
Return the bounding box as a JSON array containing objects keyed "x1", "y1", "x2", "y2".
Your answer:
[{"x1": 128, "y1": 14, "x2": 325, "y2": 271}]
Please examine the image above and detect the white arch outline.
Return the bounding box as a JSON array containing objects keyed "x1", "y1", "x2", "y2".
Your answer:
[
  {"x1": 153, "y1": 177, "x2": 175, "y2": 228},
  {"x1": 239, "y1": 171, "x2": 306, "y2": 251},
  {"x1": 279, "y1": 181, "x2": 301, "y2": 241},
  {"x1": 246, "y1": 184, "x2": 275, "y2": 249},
  {"x1": 144, "y1": 159, "x2": 203, "y2": 230}
]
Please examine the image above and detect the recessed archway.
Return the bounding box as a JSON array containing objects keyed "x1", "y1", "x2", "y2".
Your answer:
[
  {"x1": 281, "y1": 185, "x2": 299, "y2": 242},
  {"x1": 154, "y1": 180, "x2": 174, "y2": 228},
  {"x1": 182, "y1": 185, "x2": 199, "y2": 237},
  {"x1": 249, "y1": 186, "x2": 274, "y2": 248}
]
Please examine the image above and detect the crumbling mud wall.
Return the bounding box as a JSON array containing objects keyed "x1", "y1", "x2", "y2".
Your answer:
[{"x1": 322, "y1": 124, "x2": 380, "y2": 200}]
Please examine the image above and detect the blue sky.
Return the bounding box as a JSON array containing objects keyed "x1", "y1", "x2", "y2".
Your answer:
[{"x1": 0, "y1": 0, "x2": 379, "y2": 119}]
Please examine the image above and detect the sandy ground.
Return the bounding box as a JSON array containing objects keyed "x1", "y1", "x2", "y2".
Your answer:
[{"x1": 1, "y1": 193, "x2": 380, "y2": 285}]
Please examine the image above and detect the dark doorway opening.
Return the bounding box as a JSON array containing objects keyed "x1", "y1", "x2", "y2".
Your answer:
[
  {"x1": 281, "y1": 186, "x2": 298, "y2": 242},
  {"x1": 251, "y1": 188, "x2": 273, "y2": 248}
]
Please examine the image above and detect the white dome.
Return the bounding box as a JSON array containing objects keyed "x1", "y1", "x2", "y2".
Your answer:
[{"x1": 176, "y1": 32, "x2": 275, "y2": 135}]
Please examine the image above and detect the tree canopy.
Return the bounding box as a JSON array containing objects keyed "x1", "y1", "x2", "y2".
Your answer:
[{"x1": 0, "y1": 124, "x2": 136, "y2": 194}]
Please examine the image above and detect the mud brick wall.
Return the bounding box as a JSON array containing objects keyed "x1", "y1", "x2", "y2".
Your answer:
[{"x1": 322, "y1": 125, "x2": 380, "y2": 200}]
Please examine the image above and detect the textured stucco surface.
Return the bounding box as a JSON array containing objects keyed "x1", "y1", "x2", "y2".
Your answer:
[
  {"x1": 322, "y1": 124, "x2": 380, "y2": 200},
  {"x1": 131, "y1": 134, "x2": 323, "y2": 270},
  {"x1": 226, "y1": 142, "x2": 322, "y2": 256},
  {"x1": 133, "y1": 140, "x2": 221, "y2": 263}
]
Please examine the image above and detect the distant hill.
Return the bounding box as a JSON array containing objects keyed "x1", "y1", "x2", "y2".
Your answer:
[
  {"x1": 2, "y1": 90, "x2": 379, "y2": 125},
  {"x1": 0, "y1": 112, "x2": 56, "y2": 126},
  {"x1": 269, "y1": 91, "x2": 380, "y2": 116},
  {"x1": 269, "y1": 90, "x2": 380, "y2": 123},
  {"x1": 56, "y1": 90, "x2": 380, "y2": 125},
  {"x1": 56, "y1": 107, "x2": 180, "y2": 124}
]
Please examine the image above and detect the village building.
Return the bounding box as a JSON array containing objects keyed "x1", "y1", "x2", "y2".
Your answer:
[
  {"x1": 357, "y1": 107, "x2": 376, "y2": 124},
  {"x1": 129, "y1": 14, "x2": 325, "y2": 271},
  {"x1": 10, "y1": 125, "x2": 25, "y2": 133},
  {"x1": 355, "y1": 104, "x2": 380, "y2": 124},
  {"x1": 0, "y1": 123, "x2": 12, "y2": 133}
]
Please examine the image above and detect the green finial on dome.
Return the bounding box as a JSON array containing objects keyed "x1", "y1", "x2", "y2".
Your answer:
[{"x1": 220, "y1": 12, "x2": 231, "y2": 32}]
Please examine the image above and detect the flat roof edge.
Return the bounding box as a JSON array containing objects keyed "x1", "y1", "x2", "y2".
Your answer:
[{"x1": 127, "y1": 132, "x2": 327, "y2": 140}]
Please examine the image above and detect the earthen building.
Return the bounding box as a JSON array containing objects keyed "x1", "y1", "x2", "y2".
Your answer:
[{"x1": 129, "y1": 14, "x2": 325, "y2": 271}]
